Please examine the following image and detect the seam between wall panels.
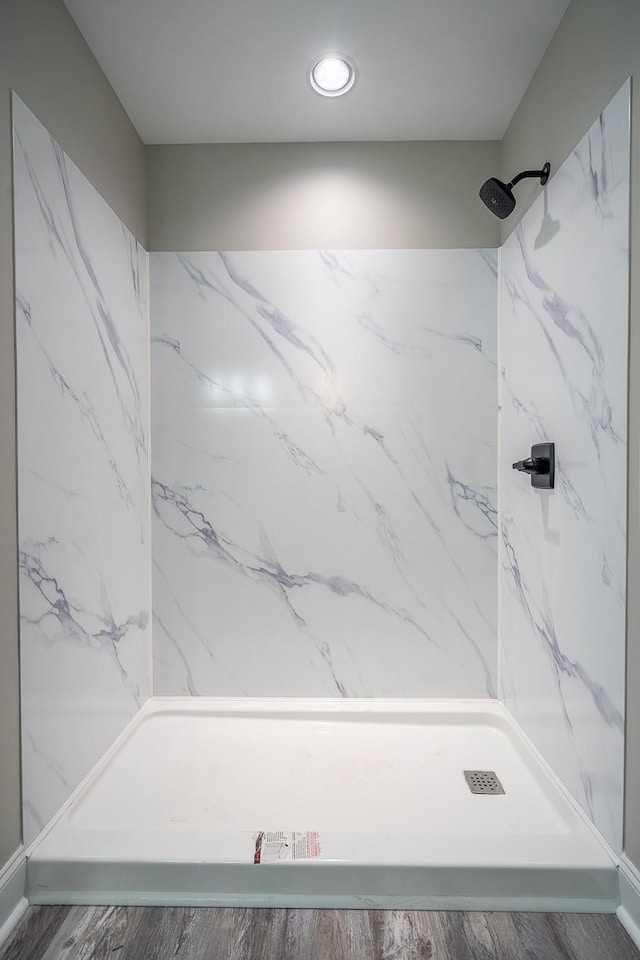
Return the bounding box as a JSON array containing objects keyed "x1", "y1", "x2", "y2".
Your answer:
[
  {"x1": 146, "y1": 250, "x2": 153, "y2": 698},
  {"x1": 9, "y1": 92, "x2": 25, "y2": 847},
  {"x1": 496, "y1": 244, "x2": 504, "y2": 702},
  {"x1": 622, "y1": 75, "x2": 633, "y2": 858}
]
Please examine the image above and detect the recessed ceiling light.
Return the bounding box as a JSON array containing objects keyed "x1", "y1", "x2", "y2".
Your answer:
[{"x1": 308, "y1": 55, "x2": 357, "y2": 98}]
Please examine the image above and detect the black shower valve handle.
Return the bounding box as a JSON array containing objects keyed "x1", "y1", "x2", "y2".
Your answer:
[
  {"x1": 512, "y1": 457, "x2": 548, "y2": 475},
  {"x1": 512, "y1": 442, "x2": 555, "y2": 489}
]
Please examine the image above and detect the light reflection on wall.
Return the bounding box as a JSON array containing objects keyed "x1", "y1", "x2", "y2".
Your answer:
[{"x1": 207, "y1": 373, "x2": 273, "y2": 406}]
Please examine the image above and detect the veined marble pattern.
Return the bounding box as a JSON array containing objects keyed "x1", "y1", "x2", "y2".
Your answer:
[
  {"x1": 151, "y1": 248, "x2": 497, "y2": 697},
  {"x1": 13, "y1": 96, "x2": 150, "y2": 845},
  {"x1": 500, "y1": 81, "x2": 630, "y2": 851}
]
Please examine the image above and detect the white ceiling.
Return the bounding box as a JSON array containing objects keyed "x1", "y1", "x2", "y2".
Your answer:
[{"x1": 62, "y1": 0, "x2": 570, "y2": 144}]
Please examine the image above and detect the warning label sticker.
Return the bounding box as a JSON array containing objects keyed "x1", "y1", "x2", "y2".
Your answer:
[{"x1": 253, "y1": 831, "x2": 321, "y2": 864}]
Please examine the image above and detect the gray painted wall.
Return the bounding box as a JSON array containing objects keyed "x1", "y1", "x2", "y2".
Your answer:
[
  {"x1": 501, "y1": 0, "x2": 640, "y2": 870},
  {"x1": 0, "y1": 0, "x2": 146, "y2": 868},
  {"x1": 146, "y1": 140, "x2": 500, "y2": 250}
]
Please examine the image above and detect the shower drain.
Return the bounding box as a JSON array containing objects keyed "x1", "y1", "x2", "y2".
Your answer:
[{"x1": 464, "y1": 770, "x2": 505, "y2": 795}]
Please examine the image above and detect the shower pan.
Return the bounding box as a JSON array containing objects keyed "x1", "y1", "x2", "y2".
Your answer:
[{"x1": 26, "y1": 699, "x2": 617, "y2": 910}]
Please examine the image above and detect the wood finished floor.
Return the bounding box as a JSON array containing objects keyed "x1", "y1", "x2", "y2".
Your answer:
[{"x1": 1, "y1": 906, "x2": 639, "y2": 960}]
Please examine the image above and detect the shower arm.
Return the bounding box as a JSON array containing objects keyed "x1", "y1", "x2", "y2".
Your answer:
[{"x1": 508, "y1": 165, "x2": 551, "y2": 189}]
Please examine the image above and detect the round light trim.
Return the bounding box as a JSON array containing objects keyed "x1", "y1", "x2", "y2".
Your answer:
[{"x1": 309, "y1": 55, "x2": 357, "y2": 98}]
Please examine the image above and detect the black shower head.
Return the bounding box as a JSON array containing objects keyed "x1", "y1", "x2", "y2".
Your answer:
[
  {"x1": 479, "y1": 163, "x2": 551, "y2": 219},
  {"x1": 479, "y1": 178, "x2": 516, "y2": 219}
]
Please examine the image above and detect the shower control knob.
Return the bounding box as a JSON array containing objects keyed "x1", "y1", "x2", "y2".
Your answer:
[
  {"x1": 512, "y1": 442, "x2": 555, "y2": 489},
  {"x1": 512, "y1": 457, "x2": 545, "y2": 474}
]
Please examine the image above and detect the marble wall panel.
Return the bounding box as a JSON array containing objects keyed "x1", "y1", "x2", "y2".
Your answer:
[
  {"x1": 151, "y1": 248, "x2": 498, "y2": 697},
  {"x1": 500, "y1": 81, "x2": 630, "y2": 851},
  {"x1": 13, "y1": 96, "x2": 150, "y2": 845}
]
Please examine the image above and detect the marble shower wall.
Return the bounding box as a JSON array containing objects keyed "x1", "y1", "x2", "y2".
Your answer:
[
  {"x1": 151, "y1": 249, "x2": 498, "y2": 697},
  {"x1": 500, "y1": 81, "x2": 630, "y2": 852},
  {"x1": 13, "y1": 96, "x2": 150, "y2": 846}
]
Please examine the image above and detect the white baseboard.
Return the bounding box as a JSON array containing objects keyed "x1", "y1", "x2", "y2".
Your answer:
[
  {"x1": 0, "y1": 847, "x2": 28, "y2": 949},
  {"x1": 618, "y1": 856, "x2": 640, "y2": 950}
]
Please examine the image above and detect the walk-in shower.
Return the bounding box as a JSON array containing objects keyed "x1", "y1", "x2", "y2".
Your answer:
[{"x1": 12, "y1": 77, "x2": 631, "y2": 912}]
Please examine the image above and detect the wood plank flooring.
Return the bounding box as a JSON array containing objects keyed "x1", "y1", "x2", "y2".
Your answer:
[{"x1": 1, "y1": 905, "x2": 638, "y2": 960}]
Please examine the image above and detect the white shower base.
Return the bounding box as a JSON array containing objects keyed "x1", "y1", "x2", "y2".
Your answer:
[{"x1": 26, "y1": 699, "x2": 618, "y2": 911}]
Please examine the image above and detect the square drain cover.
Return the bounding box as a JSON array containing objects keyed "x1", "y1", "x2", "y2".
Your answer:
[{"x1": 464, "y1": 770, "x2": 505, "y2": 795}]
